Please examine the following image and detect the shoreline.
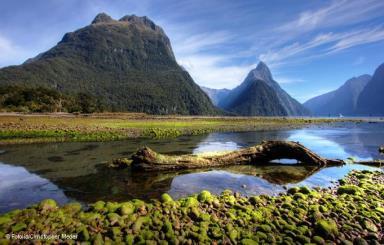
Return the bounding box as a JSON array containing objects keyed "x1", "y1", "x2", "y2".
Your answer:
[
  {"x1": 0, "y1": 113, "x2": 379, "y2": 145},
  {"x1": 0, "y1": 170, "x2": 382, "y2": 244}
]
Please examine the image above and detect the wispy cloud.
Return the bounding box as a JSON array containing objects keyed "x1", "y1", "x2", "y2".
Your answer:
[
  {"x1": 274, "y1": 77, "x2": 305, "y2": 84},
  {"x1": 259, "y1": 26, "x2": 384, "y2": 66},
  {"x1": 178, "y1": 54, "x2": 254, "y2": 89},
  {"x1": 171, "y1": 30, "x2": 254, "y2": 89},
  {"x1": 328, "y1": 26, "x2": 384, "y2": 53},
  {"x1": 277, "y1": 0, "x2": 384, "y2": 33},
  {"x1": 173, "y1": 31, "x2": 233, "y2": 56}
]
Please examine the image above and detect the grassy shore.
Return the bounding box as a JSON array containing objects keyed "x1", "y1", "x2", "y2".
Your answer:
[
  {"x1": 0, "y1": 113, "x2": 368, "y2": 145},
  {"x1": 0, "y1": 170, "x2": 382, "y2": 244}
]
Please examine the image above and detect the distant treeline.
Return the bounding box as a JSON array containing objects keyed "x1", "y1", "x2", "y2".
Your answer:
[{"x1": 0, "y1": 85, "x2": 105, "y2": 113}]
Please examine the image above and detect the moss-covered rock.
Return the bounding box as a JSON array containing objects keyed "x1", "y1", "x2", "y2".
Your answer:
[
  {"x1": 337, "y1": 185, "x2": 362, "y2": 195},
  {"x1": 39, "y1": 199, "x2": 57, "y2": 211},
  {"x1": 315, "y1": 219, "x2": 339, "y2": 238},
  {"x1": 160, "y1": 193, "x2": 173, "y2": 203},
  {"x1": 197, "y1": 190, "x2": 212, "y2": 203}
]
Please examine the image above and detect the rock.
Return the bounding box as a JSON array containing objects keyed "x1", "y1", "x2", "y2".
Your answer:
[
  {"x1": 0, "y1": 216, "x2": 12, "y2": 226},
  {"x1": 337, "y1": 185, "x2": 362, "y2": 195},
  {"x1": 106, "y1": 202, "x2": 121, "y2": 213},
  {"x1": 354, "y1": 237, "x2": 368, "y2": 245},
  {"x1": 379, "y1": 146, "x2": 384, "y2": 154},
  {"x1": 92, "y1": 201, "x2": 105, "y2": 211},
  {"x1": 63, "y1": 202, "x2": 82, "y2": 214},
  {"x1": 160, "y1": 193, "x2": 173, "y2": 203},
  {"x1": 181, "y1": 197, "x2": 199, "y2": 208},
  {"x1": 39, "y1": 199, "x2": 58, "y2": 211},
  {"x1": 312, "y1": 235, "x2": 325, "y2": 244},
  {"x1": 198, "y1": 190, "x2": 212, "y2": 203},
  {"x1": 133, "y1": 216, "x2": 150, "y2": 233},
  {"x1": 11, "y1": 222, "x2": 27, "y2": 232},
  {"x1": 299, "y1": 186, "x2": 311, "y2": 194},
  {"x1": 315, "y1": 219, "x2": 339, "y2": 239},
  {"x1": 241, "y1": 238, "x2": 258, "y2": 244},
  {"x1": 287, "y1": 187, "x2": 300, "y2": 195},
  {"x1": 362, "y1": 219, "x2": 378, "y2": 232},
  {"x1": 92, "y1": 13, "x2": 114, "y2": 24},
  {"x1": 120, "y1": 202, "x2": 135, "y2": 215},
  {"x1": 78, "y1": 228, "x2": 90, "y2": 241}
]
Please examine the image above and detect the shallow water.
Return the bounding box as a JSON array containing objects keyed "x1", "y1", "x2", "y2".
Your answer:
[{"x1": 0, "y1": 122, "x2": 383, "y2": 213}]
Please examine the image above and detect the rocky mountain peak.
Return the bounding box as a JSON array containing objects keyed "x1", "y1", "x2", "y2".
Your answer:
[
  {"x1": 247, "y1": 61, "x2": 273, "y2": 82},
  {"x1": 92, "y1": 13, "x2": 115, "y2": 24},
  {"x1": 119, "y1": 15, "x2": 159, "y2": 31}
]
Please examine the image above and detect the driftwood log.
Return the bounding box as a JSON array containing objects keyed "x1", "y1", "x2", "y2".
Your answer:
[{"x1": 131, "y1": 140, "x2": 345, "y2": 171}]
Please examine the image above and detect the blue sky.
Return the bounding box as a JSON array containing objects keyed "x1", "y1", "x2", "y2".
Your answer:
[{"x1": 1, "y1": 0, "x2": 384, "y2": 102}]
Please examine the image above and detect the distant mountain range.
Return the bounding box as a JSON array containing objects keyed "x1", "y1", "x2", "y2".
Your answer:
[
  {"x1": 304, "y1": 75, "x2": 371, "y2": 116},
  {"x1": 356, "y1": 63, "x2": 384, "y2": 116},
  {"x1": 304, "y1": 63, "x2": 384, "y2": 116},
  {"x1": 203, "y1": 62, "x2": 310, "y2": 116},
  {"x1": 200, "y1": 87, "x2": 230, "y2": 106},
  {"x1": 0, "y1": 13, "x2": 217, "y2": 115}
]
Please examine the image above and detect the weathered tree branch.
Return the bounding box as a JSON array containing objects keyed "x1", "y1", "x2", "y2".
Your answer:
[{"x1": 131, "y1": 140, "x2": 345, "y2": 171}]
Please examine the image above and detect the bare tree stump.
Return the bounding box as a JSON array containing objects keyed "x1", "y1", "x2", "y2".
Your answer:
[{"x1": 131, "y1": 140, "x2": 345, "y2": 171}]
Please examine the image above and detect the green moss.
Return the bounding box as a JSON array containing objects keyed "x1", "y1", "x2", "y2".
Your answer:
[
  {"x1": 11, "y1": 222, "x2": 26, "y2": 232},
  {"x1": 160, "y1": 193, "x2": 173, "y2": 203},
  {"x1": 241, "y1": 238, "x2": 258, "y2": 244},
  {"x1": 78, "y1": 228, "x2": 90, "y2": 241},
  {"x1": 315, "y1": 219, "x2": 339, "y2": 238},
  {"x1": 120, "y1": 202, "x2": 135, "y2": 215},
  {"x1": 181, "y1": 197, "x2": 199, "y2": 208},
  {"x1": 337, "y1": 185, "x2": 362, "y2": 195},
  {"x1": 287, "y1": 186, "x2": 300, "y2": 194},
  {"x1": 312, "y1": 235, "x2": 325, "y2": 244},
  {"x1": 132, "y1": 216, "x2": 150, "y2": 233},
  {"x1": 197, "y1": 190, "x2": 212, "y2": 203},
  {"x1": 39, "y1": 199, "x2": 57, "y2": 211}
]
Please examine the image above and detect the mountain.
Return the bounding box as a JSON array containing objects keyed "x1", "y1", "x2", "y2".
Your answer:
[
  {"x1": 201, "y1": 87, "x2": 231, "y2": 106},
  {"x1": 218, "y1": 62, "x2": 310, "y2": 116},
  {"x1": 0, "y1": 13, "x2": 217, "y2": 115},
  {"x1": 304, "y1": 75, "x2": 371, "y2": 116},
  {"x1": 356, "y1": 63, "x2": 384, "y2": 116}
]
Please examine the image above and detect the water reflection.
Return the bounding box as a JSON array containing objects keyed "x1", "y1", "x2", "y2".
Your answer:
[
  {"x1": 0, "y1": 163, "x2": 69, "y2": 213},
  {"x1": 0, "y1": 122, "x2": 383, "y2": 213}
]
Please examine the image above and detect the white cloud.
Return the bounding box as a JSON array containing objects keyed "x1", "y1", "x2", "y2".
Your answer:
[
  {"x1": 170, "y1": 30, "x2": 254, "y2": 89},
  {"x1": 274, "y1": 77, "x2": 305, "y2": 84},
  {"x1": 278, "y1": 0, "x2": 384, "y2": 33},
  {"x1": 178, "y1": 54, "x2": 254, "y2": 89},
  {"x1": 173, "y1": 31, "x2": 232, "y2": 56},
  {"x1": 259, "y1": 26, "x2": 384, "y2": 66},
  {"x1": 328, "y1": 26, "x2": 384, "y2": 53}
]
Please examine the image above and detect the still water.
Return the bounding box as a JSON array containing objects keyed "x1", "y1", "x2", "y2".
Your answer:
[{"x1": 0, "y1": 122, "x2": 383, "y2": 213}]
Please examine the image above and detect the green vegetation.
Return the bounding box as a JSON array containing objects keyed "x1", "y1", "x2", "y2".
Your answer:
[
  {"x1": 0, "y1": 85, "x2": 105, "y2": 113},
  {"x1": 0, "y1": 14, "x2": 218, "y2": 115},
  {"x1": 0, "y1": 114, "x2": 367, "y2": 144},
  {"x1": 0, "y1": 170, "x2": 382, "y2": 244}
]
